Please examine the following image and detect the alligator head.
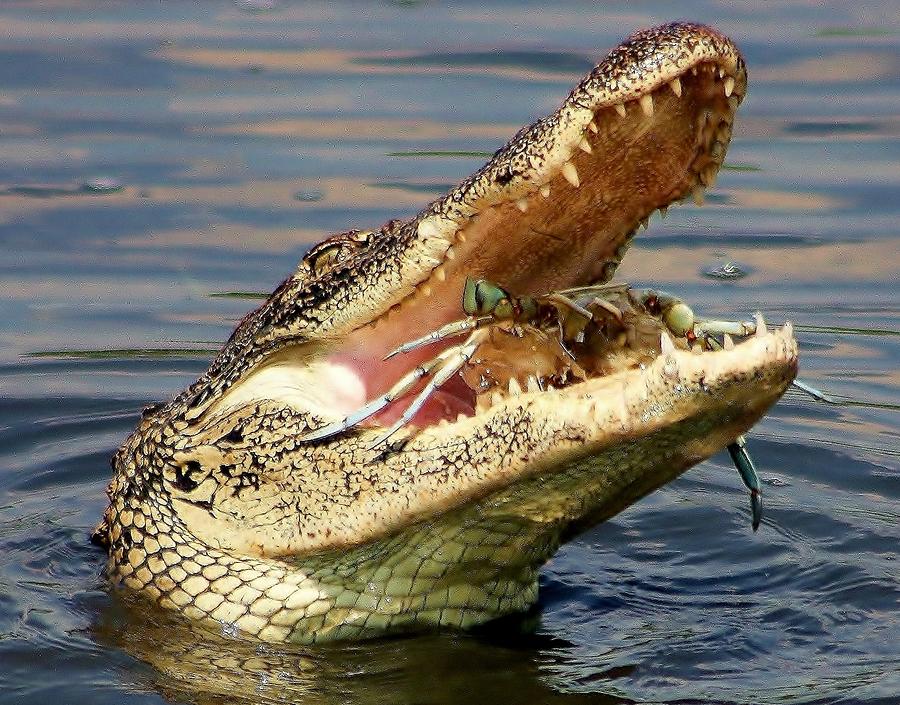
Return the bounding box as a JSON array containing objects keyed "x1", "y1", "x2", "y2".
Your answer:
[{"x1": 98, "y1": 22, "x2": 798, "y2": 643}]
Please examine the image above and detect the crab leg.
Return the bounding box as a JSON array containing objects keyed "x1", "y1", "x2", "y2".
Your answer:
[
  {"x1": 301, "y1": 351, "x2": 451, "y2": 441},
  {"x1": 727, "y1": 435, "x2": 762, "y2": 532},
  {"x1": 694, "y1": 318, "x2": 757, "y2": 338},
  {"x1": 369, "y1": 329, "x2": 488, "y2": 447},
  {"x1": 384, "y1": 315, "x2": 493, "y2": 359}
]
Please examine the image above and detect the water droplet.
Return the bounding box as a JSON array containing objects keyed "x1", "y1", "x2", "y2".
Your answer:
[
  {"x1": 293, "y1": 190, "x2": 323, "y2": 202},
  {"x1": 702, "y1": 260, "x2": 749, "y2": 280},
  {"x1": 82, "y1": 177, "x2": 124, "y2": 194},
  {"x1": 236, "y1": 0, "x2": 277, "y2": 12},
  {"x1": 220, "y1": 620, "x2": 239, "y2": 638}
]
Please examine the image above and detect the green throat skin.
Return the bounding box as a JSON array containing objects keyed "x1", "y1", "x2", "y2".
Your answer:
[{"x1": 95, "y1": 22, "x2": 798, "y2": 644}]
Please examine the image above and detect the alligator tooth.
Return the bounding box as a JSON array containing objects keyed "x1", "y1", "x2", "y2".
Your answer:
[
  {"x1": 516, "y1": 198, "x2": 529, "y2": 212},
  {"x1": 754, "y1": 312, "x2": 768, "y2": 337},
  {"x1": 490, "y1": 390, "x2": 504, "y2": 406},
  {"x1": 434, "y1": 265, "x2": 446, "y2": 282},
  {"x1": 578, "y1": 137, "x2": 592, "y2": 154},
  {"x1": 639, "y1": 94, "x2": 654, "y2": 117},
  {"x1": 456, "y1": 413, "x2": 467, "y2": 422},
  {"x1": 540, "y1": 184, "x2": 551, "y2": 198},
  {"x1": 419, "y1": 283, "x2": 432, "y2": 297},
  {"x1": 456, "y1": 231, "x2": 467, "y2": 243},
  {"x1": 639, "y1": 216, "x2": 650, "y2": 231},
  {"x1": 692, "y1": 186, "x2": 705, "y2": 206},
  {"x1": 508, "y1": 378, "x2": 522, "y2": 395},
  {"x1": 718, "y1": 66, "x2": 726, "y2": 78},
  {"x1": 561, "y1": 161, "x2": 580, "y2": 188},
  {"x1": 526, "y1": 376, "x2": 541, "y2": 393},
  {"x1": 614, "y1": 102, "x2": 627, "y2": 117},
  {"x1": 445, "y1": 246, "x2": 456, "y2": 260},
  {"x1": 723, "y1": 333, "x2": 735, "y2": 350},
  {"x1": 669, "y1": 77, "x2": 682, "y2": 97},
  {"x1": 691, "y1": 66, "x2": 698, "y2": 76},
  {"x1": 784, "y1": 321, "x2": 794, "y2": 338},
  {"x1": 588, "y1": 119, "x2": 598, "y2": 133},
  {"x1": 660, "y1": 331, "x2": 676, "y2": 354},
  {"x1": 546, "y1": 384, "x2": 556, "y2": 392},
  {"x1": 724, "y1": 76, "x2": 735, "y2": 97},
  {"x1": 659, "y1": 206, "x2": 668, "y2": 219}
]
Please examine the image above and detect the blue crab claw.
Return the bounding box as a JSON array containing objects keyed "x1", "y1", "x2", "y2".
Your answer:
[{"x1": 727, "y1": 435, "x2": 762, "y2": 532}]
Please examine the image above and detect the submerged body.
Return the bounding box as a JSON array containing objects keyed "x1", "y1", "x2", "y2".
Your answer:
[{"x1": 95, "y1": 23, "x2": 797, "y2": 643}]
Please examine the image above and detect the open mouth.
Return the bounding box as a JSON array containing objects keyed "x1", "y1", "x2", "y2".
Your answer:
[{"x1": 210, "y1": 23, "x2": 774, "y2": 441}]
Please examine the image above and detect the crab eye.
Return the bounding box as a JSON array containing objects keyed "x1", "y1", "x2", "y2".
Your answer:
[{"x1": 463, "y1": 278, "x2": 511, "y2": 316}]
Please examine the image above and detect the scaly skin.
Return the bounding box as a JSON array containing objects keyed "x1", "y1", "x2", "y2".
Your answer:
[{"x1": 95, "y1": 23, "x2": 798, "y2": 644}]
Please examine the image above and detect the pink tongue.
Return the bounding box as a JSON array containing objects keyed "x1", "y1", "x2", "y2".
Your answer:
[{"x1": 328, "y1": 351, "x2": 477, "y2": 428}]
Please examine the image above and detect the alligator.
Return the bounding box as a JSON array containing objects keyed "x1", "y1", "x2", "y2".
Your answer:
[{"x1": 94, "y1": 22, "x2": 798, "y2": 644}]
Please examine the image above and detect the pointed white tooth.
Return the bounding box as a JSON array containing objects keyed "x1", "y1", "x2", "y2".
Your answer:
[
  {"x1": 719, "y1": 66, "x2": 726, "y2": 78},
  {"x1": 456, "y1": 230, "x2": 467, "y2": 243},
  {"x1": 540, "y1": 184, "x2": 551, "y2": 198},
  {"x1": 546, "y1": 384, "x2": 556, "y2": 392},
  {"x1": 784, "y1": 321, "x2": 794, "y2": 338},
  {"x1": 639, "y1": 94, "x2": 654, "y2": 116},
  {"x1": 588, "y1": 119, "x2": 598, "y2": 133},
  {"x1": 578, "y1": 137, "x2": 592, "y2": 154},
  {"x1": 445, "y1": 246, "x2": 456, "y2": 260},
  {"x1": 434, "y1": 265, "x2": 446, "y2": 282},
  {"x1": 420, "y1": 283, "x2": 432, "y2": 297},
  {"x1": 723, "y1": 333, "x2": 735, "y2": 350},
  {"x1": 614, "y1": 102, "x2": 627, "y2": 118},
  {"x1": 526, "y1": 376, "x2": 540, "y2": 393},
  {"x1": 561, "y1": 161, "x2": 580, "y2": 188},
  {"x1": 660, "y1": 331, "x2": 676, "y2": 354},
  {"x1": 754, "y1": 312, "x2": 768, "y2": 337},
  {"x1": 692, "y1": 186, "x2": 705, "y2": 206},
  {"x1": 691, "y1": 66, "x2": 698, "y2": 76},
  {"x1": 724, "y1": 76, "x2": 735, "y2": 97},
  {"x1": 669, "y1": 77, "x2": 682, "y2": 97},
  {"x1": 640, "y1": 216, "x2": 650, "y2": 231},
  {"x1": 507, "y1": 378, "x2": 522, "y2": 395},
  {"x1": 490, "y1": 390, "x2": 504, "y2": 406},
  {"x1": 516, "y1": 198, "x2": 529, "y2": 212},
  {"x1": 456, "y1": 413, "x2": 467, "y2": 422}
]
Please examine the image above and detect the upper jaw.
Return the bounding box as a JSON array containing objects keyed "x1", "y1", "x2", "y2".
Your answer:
[{"x1": 357, "y1": 22, "x2": 747, "y2": 329}]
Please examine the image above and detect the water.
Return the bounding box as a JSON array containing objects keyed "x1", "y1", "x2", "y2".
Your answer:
[{"x1": 1, "y1": 2, "x2": 897, "y2": 703}]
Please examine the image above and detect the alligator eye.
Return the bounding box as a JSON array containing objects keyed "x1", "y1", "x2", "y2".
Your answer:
[{"x1": 304, "y1": 229, "x2": 372, "y2": 275}]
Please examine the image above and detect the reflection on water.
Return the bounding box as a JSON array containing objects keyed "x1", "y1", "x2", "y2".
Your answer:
[{"x1": 0, "y1": 2, "x2": 897, "y2": 704}]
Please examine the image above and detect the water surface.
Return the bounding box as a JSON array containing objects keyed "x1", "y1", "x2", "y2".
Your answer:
[{"x1": 1, "y1": 2, "x2": 898, "y2": 703}]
